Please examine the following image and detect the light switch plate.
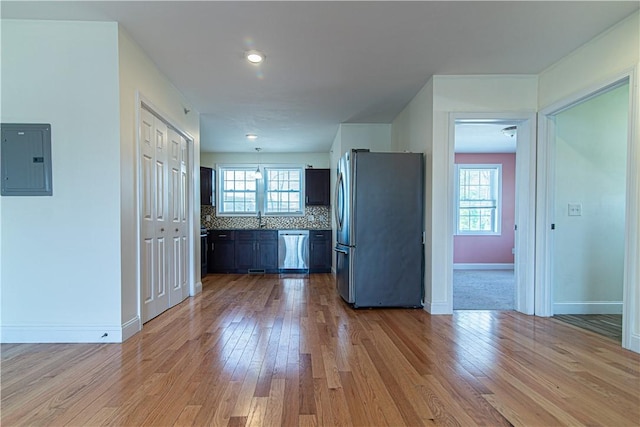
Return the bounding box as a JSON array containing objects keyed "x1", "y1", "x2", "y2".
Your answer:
[{"x1": 568, "y1": 203, "x2": 582, "y2": 216}]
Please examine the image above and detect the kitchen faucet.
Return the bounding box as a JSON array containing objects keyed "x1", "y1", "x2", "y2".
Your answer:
[{"x1": 257, "y1": 210, "x2": 265, "y2": 228}]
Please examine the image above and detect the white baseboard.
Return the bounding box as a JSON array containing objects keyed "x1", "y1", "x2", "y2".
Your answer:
[
  {"x1": 1, "y1": 324, "x2": 125, "y2": 343},
  {"x1": 122, "y1": 316, "x2": 141, "y2": 341},
  {"x1": 193, "y1": 280, "x2": 203, "y2": 296},
  {"x1": 454, "y1": 263, "x2": 514, "y2": 270},
  {"x1": 553, "y1": 301, "x2": 623, "y2": 315},
  {"x1": 423, "y1": 300, "x2": 452, "y2": 315},
  {"x1": 625, "y1": 332, "x2": 640, "y2": 354}
]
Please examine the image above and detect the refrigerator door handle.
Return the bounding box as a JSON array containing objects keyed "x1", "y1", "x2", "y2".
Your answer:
[
  {"x1": 334, "y1": 246, "x2": 348, "y2": 254},
  {"x1": 334, "y1": 172, "x2": 344, "y2": 232}
]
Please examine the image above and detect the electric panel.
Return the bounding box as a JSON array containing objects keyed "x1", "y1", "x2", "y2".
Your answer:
[{"x1": 1, "y1": 123, "x2": 52, "y2": 196}]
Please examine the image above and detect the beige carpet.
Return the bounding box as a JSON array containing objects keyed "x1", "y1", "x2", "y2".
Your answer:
[{"x1": 453, "y1": 269, "x2": 515, "y2": 310}]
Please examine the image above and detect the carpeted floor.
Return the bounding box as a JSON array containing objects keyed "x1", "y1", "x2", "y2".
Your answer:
[{"x1": 453, "y1": 269, "x2": 515, "y2": 310}]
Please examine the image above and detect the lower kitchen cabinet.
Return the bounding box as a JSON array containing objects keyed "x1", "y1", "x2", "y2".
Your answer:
[
  {"x1": 208, "y1": 230, "x2": 235, "y2": 273},
  {"x1": 235, "y1": 230, "x2": 278, "y2": 273},
  {"x1": 309, "y1": 230, "x2": 332, "y2": 273}
]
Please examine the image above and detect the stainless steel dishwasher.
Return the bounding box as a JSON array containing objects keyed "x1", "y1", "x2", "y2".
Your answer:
[{"x1": 278, "y1": 230, "x2": 309, "y2": 272}]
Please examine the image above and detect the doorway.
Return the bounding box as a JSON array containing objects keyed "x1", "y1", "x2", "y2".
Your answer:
[
  {"x1": 537, "y1": 79, "x2": 631, "y2": 343},
  {"x1": 453, "y1": 121, "x2": 517, "y2": 310},
  {"x1": 449, "y1": 113, "x2": 537, "y2": 314}
]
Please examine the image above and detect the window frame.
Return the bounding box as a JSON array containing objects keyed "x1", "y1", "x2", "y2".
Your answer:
[
  {"x1": 455, "y1": 163, "x2": 502, "y2": 235},
  {"x1": 216, "y1": 165, "x2": 260, "y2": 216},
  {"x1": 263, "y1": 165, "x2": 304, "y2": 215},
  {"x1": 216, "y1": 163, "x2": 305, "y2": 217}
]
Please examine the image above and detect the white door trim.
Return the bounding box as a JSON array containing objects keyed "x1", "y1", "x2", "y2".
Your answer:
[
  {"x1": 448, "y1": 112, "x2": 537, "y2": 315},
  {"x1": 136, "y1": 94, "x2": 196, "y2": 326},
  {"x1": 536, "y1": 69, "x2": 639, "y2": 353}
]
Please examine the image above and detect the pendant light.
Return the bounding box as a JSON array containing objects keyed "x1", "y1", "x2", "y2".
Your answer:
[{"x1": 254, "y1": 147, "x2": 263, "y2": 179}]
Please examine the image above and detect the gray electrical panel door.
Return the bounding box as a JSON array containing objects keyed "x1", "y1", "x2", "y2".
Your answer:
[{"x1": 1, "y1": 123, "x2": 52, "y2": 196}]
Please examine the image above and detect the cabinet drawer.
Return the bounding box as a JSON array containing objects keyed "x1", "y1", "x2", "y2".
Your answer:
[
  {"x1": 209, "y1": 230, "x2": 235, "y2": 241},
  {"x1": 257, "y1": 230, "x2": 277, "y2": 241},
  {"x1": 236, "y1": 230, "x2": 255, "y2": 241},
  {"x1": 309, "y1": 230, "x2": 331, "y2": 241}
]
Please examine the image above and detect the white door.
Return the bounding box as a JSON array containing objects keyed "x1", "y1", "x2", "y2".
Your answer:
[
  {"x1": 140, "y1": 107, "x2": 191, "y2": 323},
  {"x1": 168, "y1": 128, "x2": 189, "y2": 307},
  {"x1": 141, "y1": 108, "x2": 169, "y2": 322}
]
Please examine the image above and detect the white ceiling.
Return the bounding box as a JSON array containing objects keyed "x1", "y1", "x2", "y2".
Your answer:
[
  {"x1": 455, "y1": 122, "x2": 519, "y2": 154},
  {"x1": 2, "y1": 1, "x2": 638, "y2": 154}
]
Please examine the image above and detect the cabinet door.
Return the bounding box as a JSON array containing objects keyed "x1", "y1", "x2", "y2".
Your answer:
[
  {"x1": 235, "y1": 231, "x2": 256, "y2": 271},
  {"x1": 257, "y1": 240, "x2": 278, "y2": 271},
  {"x1": 209, "y1": 230, "x2": 235, "y2": 272},
  {"x1": 309, "y1": 230, "x2": 332, "y2": 273},
  {"x1": 200, "y1": 167, "x2": 213, "y2": 205},
  {"x1": 211, "y1": 241, "x2": 235, "y2": 272},
  {"x1": 305, "y1": 169, "x2": 330, "y2": 205}
]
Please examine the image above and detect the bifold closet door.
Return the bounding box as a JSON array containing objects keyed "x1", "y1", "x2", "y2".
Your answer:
[
  {"x1": 168, "y1": 128, "x2": 189, "y2": 307},
  {"x1": 140, "y1": 108, "x2": 171, "y2": 323}
]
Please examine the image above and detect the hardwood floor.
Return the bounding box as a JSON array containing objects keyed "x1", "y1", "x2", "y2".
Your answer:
[
  {"x1": 554, "y1": 314, "x2": 623, "y2": 342},
  {"x1": 2, "y1": 273, "x2": 639, "y2": 426}
]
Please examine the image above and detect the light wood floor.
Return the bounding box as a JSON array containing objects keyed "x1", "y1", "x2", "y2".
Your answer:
[{"x1": 2, "y1": 274, "x2": 639, "y2": 426}]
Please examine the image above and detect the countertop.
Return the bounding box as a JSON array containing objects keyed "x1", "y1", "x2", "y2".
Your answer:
[{"x1": 207, "y1": 228, "x2": 331, "y2": 231}]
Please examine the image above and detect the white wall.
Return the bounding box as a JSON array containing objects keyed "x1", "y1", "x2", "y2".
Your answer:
[
  {"x1": 538, "y1": 12, "x2": 639, "y2": 109},
  {"x1": 118, "y1": 28, "x2": 200, "y2": 338},
  {"x1": 391, "y1": 79, "x2": 434, "y2": 308},
  {"x1": 431, "y1": 75, "x2": 538, "y2": 313},
  {"x1": 201, "y1": 152, "x2": 328, "y2": 169},
  {"x1": 393, "y1": 75, "x2": 537, "y2": 313},
  {"x1": 1, "y1": 20, "x2": 123, "y2": 342},
  {"x1": 553, "y1": 84, "x2": 628, "y2": 310}
]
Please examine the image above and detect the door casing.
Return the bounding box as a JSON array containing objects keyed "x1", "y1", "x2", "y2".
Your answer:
[
  {"x1": 536, "y1": 71, "x2": 639, "y2": 352},
  {"x1": 448, "y1": 112, "x2": 537, "y2": 315}
]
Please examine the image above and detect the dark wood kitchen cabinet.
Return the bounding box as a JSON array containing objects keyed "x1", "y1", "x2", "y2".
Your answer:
[
  {"x1": 208, "y1": 230, "x2": 235, "y2": 273},
  {"x1": 305, "y1": 168, "x2": 330, "y2": 206},
  {"x1": 200, "y1": 167, "x2": 214, "y2": 205},
  {"x1": 309, "y1": 230, "x2": 332, "y2": 273},
  {"x1": 235, "y1": 230, "x2": 278, "y2": 273}
]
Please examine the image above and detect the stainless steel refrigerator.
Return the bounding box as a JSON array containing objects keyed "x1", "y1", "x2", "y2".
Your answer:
[{"x1": 334, "y1": 149, "x2": 424, "y2": 307}]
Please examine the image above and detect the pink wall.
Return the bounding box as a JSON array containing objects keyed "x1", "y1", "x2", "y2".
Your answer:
[{"x1": 454, "y1": 153, "x2": 515, "y2": 264}]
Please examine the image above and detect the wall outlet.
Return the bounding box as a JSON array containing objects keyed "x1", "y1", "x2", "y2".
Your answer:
[
  {"x1": 206, "y1": 215, "x2": 211, "y2": 221},
  {"x1": 568, "y1": 203, "x2": 582, "y2": 216},
  {"x1": 308, "y1": 215, "x2": 315, "y2": 222}
]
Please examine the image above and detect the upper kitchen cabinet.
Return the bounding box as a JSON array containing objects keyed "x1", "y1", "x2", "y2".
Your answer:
[
  {"x1": 305, "y1": 168, "x2": 330, "y2": 206},
  {"x1": 200, "y1": 167, "x2": 214, "y2": 205}
]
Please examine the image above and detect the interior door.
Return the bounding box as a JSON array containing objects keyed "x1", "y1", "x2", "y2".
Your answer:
[
  {"x1": 168, "y1": 128, "x2": 189, "y2": 307},
  {"x1": 141, "y1": 108, "x2": 170, "y2": 322}
]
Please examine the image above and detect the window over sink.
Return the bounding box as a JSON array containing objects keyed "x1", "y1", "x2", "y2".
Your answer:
[{"x1": 217, "y1": 164, "x2": 304, "y2": 216}]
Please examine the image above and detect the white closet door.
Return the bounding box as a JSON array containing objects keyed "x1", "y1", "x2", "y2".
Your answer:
[
  {"x1": 141, "y1": 108, "x2": 170, "y2": 322},
  {"x1": 168, "y1": 128, "x2": 189, "y2": 306}
]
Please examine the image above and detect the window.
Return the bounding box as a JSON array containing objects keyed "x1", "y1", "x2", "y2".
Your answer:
[
  {"x1": 219, "y1": 166, "x2": 258, "y2": 214},
  {"x1": 264, "y1": 167, "x2": 303, "y2": 214},
  {"x1": 217, "y1": 164, "x2": 304, "y2": 216},
  {"x1": 456, "y1": 164, "x2": 502, "y2": 235}
]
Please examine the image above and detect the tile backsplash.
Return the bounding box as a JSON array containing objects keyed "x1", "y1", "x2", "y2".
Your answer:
[{"x1": 201, "y1": 205, "x2": 332, "y2": 230}]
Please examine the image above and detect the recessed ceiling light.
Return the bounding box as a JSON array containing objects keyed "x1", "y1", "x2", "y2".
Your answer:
[
  {"x1": 245, "y1": 50, "x2": 265, "y2": 64},
  {"x1": 246, "y1": 133, "x2": 258, "y2": 140}
]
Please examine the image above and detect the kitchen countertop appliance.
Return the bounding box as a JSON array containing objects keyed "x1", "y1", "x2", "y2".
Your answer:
[
  {"x1": 278, "y1": 230, "x2": 309, "y2": 273},
  {"x1": 334, "y1": 149, "x2": 424, "y2": 307}
]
